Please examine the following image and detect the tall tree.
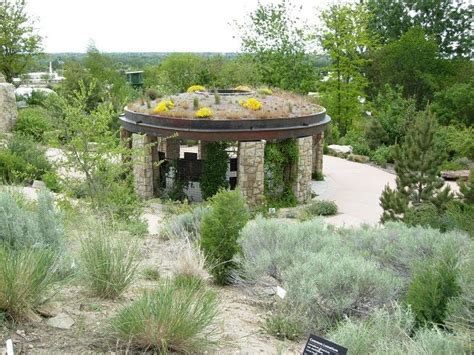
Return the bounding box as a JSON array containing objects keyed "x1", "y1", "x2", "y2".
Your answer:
[
  {"x1": 366, "y1": 0, "x2": 473, "y2": 57},
  {"x1": 380, "y1": 107, "x2": 452, "y2": 223},
  {"x1": 320, "y1": 3, "x2": 375, "y2": 135},
  {"x1": 238, "y1": 0, "x2": 316, "y2": 94},
  {"x1": 0, "y1": 0, "x2": 42, "y2": 82}
]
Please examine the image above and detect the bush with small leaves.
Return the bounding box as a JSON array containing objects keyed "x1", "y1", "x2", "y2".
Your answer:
[
  {"x1": 200, "y1": 189, "x2": 249, "y2": 285},
  {"x1": 13, "y1": 107, "x2": 52, "y2": 142},
  {"x1": 111, "y1": 278, "x2": 219, "y2": 353},
  {"x1": 297, "y1": 200, "x2": 337, "y2": 220},
  {"x1": 371, "y1": 145, "x2": 391, "y2": 167}
]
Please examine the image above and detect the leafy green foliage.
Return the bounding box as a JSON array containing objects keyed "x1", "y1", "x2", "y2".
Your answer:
[
  {"x1": 13, "y1": 107, "x2": 53, "y2": 142},
  {"x1": 366, "y1": 0, "x2": 473, "y2": 57},
  {"x1": 239, "y1": 0, "x2": 316, "y2": 93},
  {"x1": 264, "y1": 139, "x2": 298, "y2": 207},
  {"x1": 79, "y1": 227, "x2": 139, "y2": 298},
  {"x1": 0, "y1": 0, "x2": 42, "y2": 82},
  {"x1": 111, "y1": 278, "x2": 219, "y2": 353},
  {"x1": 432, "y1": 80, "x2": 474, "y2": 126},
  {"x1": 406, "y1": 250, "x2": 461, "y2": 327},
  {"x1": 264, "y1": 312, "x2": 303, "y2": 341},
  {"x1": 200, "y1": 189, "x2": 249, "y2": 285},
  {"x1": 320, "y1": 3, "x2": 374, "y2": 134},
  {"x1": 371, "y1": 145, "x2": 391, "y2": 167},
  {"x1": 380, "y1": 107, "x2": 452, "y2": 223},
  {"x1": 297, "y1": 200, "x2": 338, "y2": 221},
  {"x1": 200, "y1": 142, "x2": 228, "y2": 200}
]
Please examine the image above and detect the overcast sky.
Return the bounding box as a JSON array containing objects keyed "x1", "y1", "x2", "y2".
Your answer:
[{"x1": 27, "y1": 0, "x2": 336, "y2": 53}]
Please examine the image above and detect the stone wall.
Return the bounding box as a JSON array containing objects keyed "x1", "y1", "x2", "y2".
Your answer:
[
  {"x1": 293, "y1": 136, "x2": 313, "y2": 203},
  {"x1": 0, "y1": 74, "x2": 17, "y2": 133},
  {"x1": 132, "y1": 133, "x2": 154, "y2": 199},
  {"x1": 312, "y1": 132, "x2": 324, "y2": 175},
  {"x1": 238, "y1": 141, "x2": 265, "y2": 205},
  {"x1": 165, "y1": 138, "x2": 180, "y2": 160}
]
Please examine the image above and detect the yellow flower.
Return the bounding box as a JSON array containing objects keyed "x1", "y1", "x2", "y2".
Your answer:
[
  {"x1": 239, "y1": 98, "x2": 262, "y2": 111},
  {"x1": 187, "y1": 85, "x2": 206, "y2": 93},
  {"x1": 152, "y1": 99, "x2": 174, "y2": 113},
  {"x1": 258, "y1": 87, "x2": 273, "y2": 95},
  {"x1": 235, "y1": 85, "x2": 252, "y2": 92},
  {"x1": 195, "y1": 107, "x2": 213, "y2": 118}
]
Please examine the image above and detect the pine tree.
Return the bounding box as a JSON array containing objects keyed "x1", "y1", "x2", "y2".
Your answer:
[{"x1": 380, "y1": 107, "x2": 452, "y2": 223}]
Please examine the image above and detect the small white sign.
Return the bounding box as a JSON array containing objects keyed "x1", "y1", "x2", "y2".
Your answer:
[
  {"x1": 6, "y1": 339, "x2": 14, "y2": 355},
  {"x1": 268, "y1": 208, "x2": 276, "y2": 214},
  {"x1": 276, "y1": 286, "x2": 287, "y2": 299}
]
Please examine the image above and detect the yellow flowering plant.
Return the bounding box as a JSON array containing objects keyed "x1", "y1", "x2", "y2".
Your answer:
[
  {"x1": 195, "y1": 107, "x2": 213, "y2": 118},
  {"x1": 239, "y1": 98, "x2": 262, "y2": 111},
  {"x1": 235, "y1": 85, "x2": 252, "y2": 92},
  {"x1": 152, "y1": 99, "x2": 174, "y2": 113},
  {"x1": 258, "y1": 87, "x2": 273, "y2": 95},
  {"x1": 187, "y1": 85, "x2": 206, "y2": 93}
]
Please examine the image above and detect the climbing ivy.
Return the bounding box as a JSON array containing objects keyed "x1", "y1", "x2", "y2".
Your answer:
[
  {"x1": 264, "y1": 138, "x2": 298, "y2": 207},
  {"x1": 201, "y1": 142, "x2": 229, "y2": 200}
]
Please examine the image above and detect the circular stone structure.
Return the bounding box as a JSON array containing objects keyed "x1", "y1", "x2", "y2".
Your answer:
[{"x1": 119, "y1": 88, "x2": 330, "y2": 204}]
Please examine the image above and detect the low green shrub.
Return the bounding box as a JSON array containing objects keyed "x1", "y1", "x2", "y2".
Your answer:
[
  {"x1": 312, "y1": 171, "x2": 324, "y2": 181},
  {"x1": 79, "y1": 228, "x2": 139, "y2": 298},
  {"x1": 110, "y1": 278, "x2": 219, "y2": 353},
  {"x1": 13, "y1": 107, "x2": 52, "y2": 142},
  {"x1": 200, "y1": 189, "x2": 249, "y2": 285},
  {"x1": 406, "y1": 248, "x2": 461, "y2": 327},
  {"x1": 298, "y1": 200, "x2": 337, "y2": 221},
  {"x1": 371, "y1": 145, "x2": 392, "y2": 167},
  {"x1": 142, "y1": 267, "x2": 160, "y2": 281},
  {"x1": 347, "y1": 154, "x2": 370, "y2": 163},
  {"x1": 263, "y1": 312, "x2": 303, "y2": 341},
  {"x1": 0, "y1": 247, "x2": 58, "y2": 320}
]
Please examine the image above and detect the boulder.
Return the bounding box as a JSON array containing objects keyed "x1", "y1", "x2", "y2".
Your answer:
[
  {"x1": 328, "y1": 144, "x2": 352, "y2": 155},
  {"x1": 441, "y1": 170, "x2": 470, "y2": 181},
  {"x1": 0, "y1": 73, "x2": 17, "y2": 132},
  {"x1": 46, "y1": 313, "x2": 75, "y2": 330}
]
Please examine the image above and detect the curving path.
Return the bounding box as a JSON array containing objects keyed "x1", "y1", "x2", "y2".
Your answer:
[{"x1": 312, "y1": 156, "x2": 397, "y2": 227}]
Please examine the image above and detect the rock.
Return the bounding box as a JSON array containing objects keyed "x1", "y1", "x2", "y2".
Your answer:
[
  {"x1": 46, "y1": 313, "x2": 74, "y2": 330},
  {"x1": 328, "y1": 144, "x2": 352, "y2": 155},
  {"x1": 441, "y1": 170, "x2": 470, "y2": 181},
  {"x1": 32, "y1": 180, "x2": 46, "y2": 189},
  {"x1": 0, "y1": 77, "x2": 17, "y2": 132}
]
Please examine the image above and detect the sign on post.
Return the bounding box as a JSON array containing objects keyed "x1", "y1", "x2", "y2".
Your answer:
[{"x1": 302, "y1": 334, "x2": 347, "y2": 355}]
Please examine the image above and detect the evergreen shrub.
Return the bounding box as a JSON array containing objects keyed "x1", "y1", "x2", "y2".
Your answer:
[{"x1": 200, "y1": 189, "x2": 249, "y2": 284}]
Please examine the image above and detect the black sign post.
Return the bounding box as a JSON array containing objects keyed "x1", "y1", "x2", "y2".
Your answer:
[{"x1": 302, "y1": 334, "x2": 347, "y2": 355}]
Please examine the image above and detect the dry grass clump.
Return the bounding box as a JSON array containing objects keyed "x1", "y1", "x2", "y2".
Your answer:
[
  {"x1": 110, "y1": 277, "x2": 219, "y2": 353},
  {"x1": 173, "y1": 242, "x2": 209, "y2": 281}
]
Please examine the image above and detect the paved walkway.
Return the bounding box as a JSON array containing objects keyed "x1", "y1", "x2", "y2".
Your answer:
[{"x1": 312, "y1": 156, "x2": 396, "y2": 227}]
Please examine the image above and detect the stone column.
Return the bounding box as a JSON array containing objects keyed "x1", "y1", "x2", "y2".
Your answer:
[
  {"x1": 165, "y1": 138, "x2": 180, "y2": 160},
  {"x1": 293, "y1": 136, "x2": 313, "y2": 203},
  {"x1": 238, "y1": 141, "x2": 265, "y2": 205},
  {"x1": 132, "y1": 133, "x2": 154, "y2": 199},
  {"x1": 312, "y1": 132, "x2": 324, "y2": 176},
  {"x1": 198, "y1": 140, "x2": 209, "y2": 160},
  {"x1": 0, "y1": 74, "x2": 17, "y2": 133}
]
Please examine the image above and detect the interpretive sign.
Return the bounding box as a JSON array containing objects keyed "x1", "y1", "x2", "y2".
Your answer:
[{"x1": 302, "y1": 334, "x2": 347, "y2": 355}]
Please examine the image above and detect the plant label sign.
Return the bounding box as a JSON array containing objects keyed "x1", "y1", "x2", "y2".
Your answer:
[{"x1": 302, "y1": 334, "x2": 347, "y2": 355}]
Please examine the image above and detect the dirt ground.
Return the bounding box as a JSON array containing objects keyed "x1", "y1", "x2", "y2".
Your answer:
[{"x1": 1, "y1": 205, "x2": 302, "y2": 355}]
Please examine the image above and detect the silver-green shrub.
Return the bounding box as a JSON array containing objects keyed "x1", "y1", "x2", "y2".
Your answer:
[
  {"x1": 239, "y1": 218, "x2": 471, "y2": 333},
  {"x1": 0, "y1": 190, "x2": 63, "y2": 250},
  {"x1": 162, "y1": 206, "x2": 210, "y2": 241},
  {"x1": 328, "y1": 304, "x2": 470, "y2": 354}
]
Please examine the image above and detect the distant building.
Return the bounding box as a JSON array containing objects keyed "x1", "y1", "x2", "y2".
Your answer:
[
  {"x1": 13, "y1": 62, "x2": 64, "y2": 87},
  {"x1": 126, "y1": 71, "x2": 144, "y2": 88}
]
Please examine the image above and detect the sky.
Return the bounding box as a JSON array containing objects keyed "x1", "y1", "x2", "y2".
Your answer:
[{"x1": 26, "y1": 0, "x2": 335, "y2": 53}]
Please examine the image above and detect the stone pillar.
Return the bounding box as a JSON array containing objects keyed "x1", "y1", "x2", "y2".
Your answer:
[
  {"x1": 0, "y1": 74, "x2": 17, "y2": 133},
  {"x1": 165, "y1": 138, "x2": 180, "y2": 160},
  {"x1": 293, "y1": 136, "x2": 313, "y2": 203},
  {"x1": 312, "y1": 132, "x2": 324, "y2": 176},
  {"x1": 198, "y1": 140, "x2": 209, "y2": 160},
  {"x1": 238, "y1": 141, "x2": 265, "y2": 205},
  {"x1": 132, "y1": 133, "x2": 154, "y2": 199}
]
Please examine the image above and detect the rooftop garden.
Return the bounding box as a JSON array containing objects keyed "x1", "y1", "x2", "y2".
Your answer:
[{"x1": 127, "y1": 86, "x2": 324, "y2": 120}]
